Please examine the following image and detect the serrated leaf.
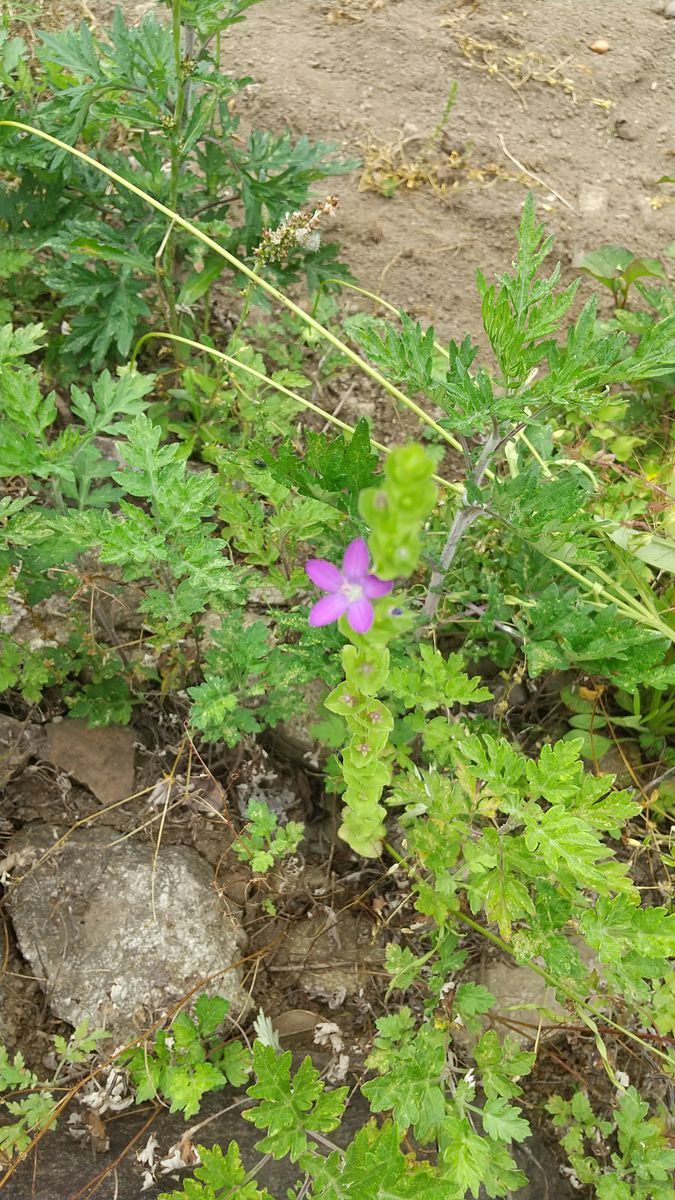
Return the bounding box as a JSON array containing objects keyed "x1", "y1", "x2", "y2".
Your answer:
[
  {"x1": 262, "y1": 419, "x2": 379, "y2": 519},
  {"x1": 244, "y1": 1043, "x2": 347, "y2": 1162},
  {"x1": 481, "y1": 1096, "x2": 531, "y2": 1143},
  {"x1": 163, "y1": 1061, "x2": 226, "y2": 1119},
  {"x1": 453, "y1": 982, "x2": 494, "y2": 1030}
]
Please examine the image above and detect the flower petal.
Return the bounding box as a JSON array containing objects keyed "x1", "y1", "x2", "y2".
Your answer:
[
  {"x1": 342, "y1": 538, "x2": 369, "y2": 581},
  {"x1": 346, "y1": 598, "x2": 374, "y2": 634},
  {"x1": 362, "y1": 574, "x2": 394, "y2": 599},
  {"x1": 305, "y1": 558, "x2": 342, "y2": 592},
  {"x1": 309, "y1": 593, "x2": 349, "y2": 627}
]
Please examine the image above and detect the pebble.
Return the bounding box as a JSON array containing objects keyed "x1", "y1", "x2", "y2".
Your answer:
[
  {"x1": 635, "y1": 196, "x2": 654, "y2": 221},
  {"x1": 550, "y1": 124, "x2": 562, "y2": 138},
  {"x1": 577, "y1": 184, "x2": 609, "y2": 219},
  {"x1": 589, "y1": 39, "x2": 611, "y2": 53},
  {"x1": 614, "y1": 118, "x2": 638, "y2": 141}
]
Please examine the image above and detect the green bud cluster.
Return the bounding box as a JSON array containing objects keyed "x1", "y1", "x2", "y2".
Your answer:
[
  {"x1": 360, "y1": 444, "x2": 438, "y2": 579},
  {"x1": 324, "y1": 445, "x2": 437, "y2": 856}
]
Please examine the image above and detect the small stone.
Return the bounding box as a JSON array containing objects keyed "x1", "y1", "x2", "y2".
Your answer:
[
  {"x1": 7, "y1": 825, "x2": 249, "y2": 1039},
  {"x1": 589, "y1": 39, "x2": 611, "y2": 53},
  {"x1": 614, "y1": 118, "x2": 638, "y2": 141},
  {"x1": 480, "y1": 942, "x2": 601, "y2": 1045},
  {"x1": 270, "y1": 678, "x2": 328, "y2": 768},
  {"x1": 550, "y1": 124, "x2": 562, "y2": 139},
  {"x1": 635, "y1": 196, "x2": 653, "y2": 221},
  {"x1": 578, "y1": 184, "x2": 609, "y2": 219},
  {"x1": 507, "y1": 683, "x2": 528, "y2": 707}
]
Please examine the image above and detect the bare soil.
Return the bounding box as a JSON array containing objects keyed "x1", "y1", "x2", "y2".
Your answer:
[
  {"x1": 35, "y1": 0, "x2": 674, "y2": 351},
  {"x1": 211, "y1": 0, "x2": 674, "y2": 342}
]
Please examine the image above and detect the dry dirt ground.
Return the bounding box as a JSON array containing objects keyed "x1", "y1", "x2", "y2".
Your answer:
[{"x1": 41, "y1": 0, "x2": 675, "y2": 346}]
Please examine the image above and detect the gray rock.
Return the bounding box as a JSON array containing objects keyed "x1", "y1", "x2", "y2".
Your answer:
[
  {"x1": 269, "y1": 677, "x2": 329, "y2": 769},
  {"x1": 6, "y1": 825, "x2": 249, "y2": 1039},
  {"x1": 614, "y1": 118, "x2": 638, "y2": 142},
  {"x1": 480, "y1": 960, "x2": 565, "y2": 1044},
  {"x1": 481, "y1": 939, "x2": 601, "y2": 1045}
]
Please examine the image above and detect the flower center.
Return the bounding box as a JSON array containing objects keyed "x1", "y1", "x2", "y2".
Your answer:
[{"x1": 341, "y1": 581, "x2": 363, "y2": 604}]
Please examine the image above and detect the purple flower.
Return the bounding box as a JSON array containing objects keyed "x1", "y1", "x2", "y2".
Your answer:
[{"x1": 305, "y1": 538, "x2": 392, "y2": 634}]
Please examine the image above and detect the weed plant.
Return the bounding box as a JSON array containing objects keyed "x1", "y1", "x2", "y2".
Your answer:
[{"x1": 0, "y1": 3, "x2": 674, "y2": 1196}]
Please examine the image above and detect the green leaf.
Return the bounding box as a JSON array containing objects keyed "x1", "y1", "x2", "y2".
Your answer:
[
  {"x1": 363, "y1": 1012, "x2": 448, "y2": 1144},
  {"x1": 453, "y1": 983, "x2": 494, "y2": 1033},
  {"x1": 0, "y1": 322, "x2": 46, "y2": 364},
  {"x1": 390, "y1": 645, "x2": 491, "y2": 712},
  {"x1": 473, "y1": 1032, "x2": 534, "y2": 1100},
  {"x1": 263, "y1": 419, "x2": 379, "y2": 519},
  {"x1": 606, "y1": 524, "x2": 675, "y2": 573},
  {"x1": 244, "y1": 1043, "x2": 347, "y2": 1162},
  {"x1": 476, "y1": 192, "x2": 579, "y2": 391},
  {"x1": 385, "y1": 943, "x2": 428, "y2": 993},
  {"x1": 163, "y1": 1061, "x2": 226, "y2": 1119},
  {"x1": 43, "y1": 260, "x2": 151, "y2": 367},
  {"x1": 481, "y1": 1097, "x2": 531, "y2": 1144},
  {"x1": 577, "y1": 245, "x2": 635, "y2": 290},
  {"x1": 525, "y1": 738, "x2": 584, "y2": 804},
  {"x1": 159, "y1": 1139, "x2": 273, "y2": 1200},
  {"x1": 218, "y1": 1040, "x2": 252, "y2": 1088},
  {"x1": 69, "y1": 369, "x2": 154, "y2": 437},
  {"x1": 178, "y1": 255, "x2": 227, "y2": 307},
  {"x1": 308, "y1": 1120, "x2": 450, "y2": 1200},
  {"x1": 38, "y1": 21, "x2": 106, "y2": 80},
  {"x1": 523, "y1": 803, "x2": 631, "y2": 894},
  {"x1": 561, "y1": 728, "x2": 613, "y2": 760},
  {"x1": 194, "y1": 995, "x2": 230, "y2": 1038},
  {"x1": 440, "y1": 1118, "x2": 500, "y2": 1198}
]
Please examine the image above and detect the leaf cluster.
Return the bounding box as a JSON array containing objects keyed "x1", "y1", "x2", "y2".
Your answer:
[
  {"x1": 232, "y1": 798, "x2": 304, "y2": 874},
  {"x1": 548, "y1": 1086, "x2": 675, "y2": 1200},
  {"x1": 188, "y1": 615, "x2": 316, "y2": 745},
  {"x1": 121, "y1": 996, "x2": 250, "y2": 1120}
]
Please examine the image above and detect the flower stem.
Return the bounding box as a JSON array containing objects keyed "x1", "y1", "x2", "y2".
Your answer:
[
  {"x1": 422, "y1": 427, "x2": 500, "y2": 624},
  {"x1": 162, "y1": 0, "x2": 188, "y2": 335}
]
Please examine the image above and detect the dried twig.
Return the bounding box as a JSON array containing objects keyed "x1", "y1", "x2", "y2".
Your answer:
[{"x1": 498, "y1": 134, "x2": 573, "y2": 210}]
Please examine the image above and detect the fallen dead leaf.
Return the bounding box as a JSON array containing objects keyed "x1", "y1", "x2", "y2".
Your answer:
[
  {"x1": 274, "y1": 1008, "x2": 323, "y2": 1040},
  {"x1": 83, "y1": 1110, "x2": 109, "y2": 1154}
]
